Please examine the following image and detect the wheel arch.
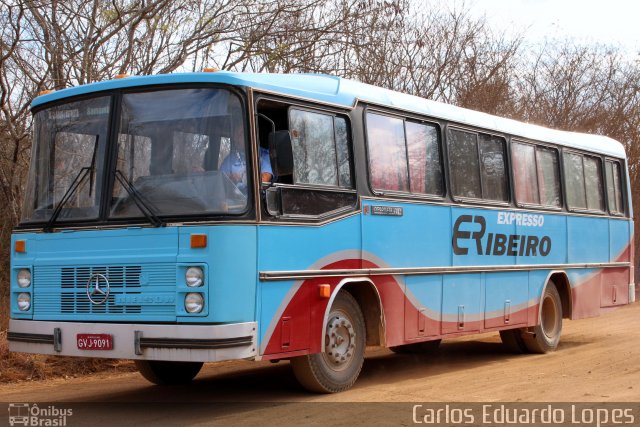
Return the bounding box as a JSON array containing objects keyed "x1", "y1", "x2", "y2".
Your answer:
[
  {"x1": 321, "y1": 278, "x2": 386, "y2": 350},
  {"x1": 544, "y1": 270, "x2": 572, "y2": 319}
]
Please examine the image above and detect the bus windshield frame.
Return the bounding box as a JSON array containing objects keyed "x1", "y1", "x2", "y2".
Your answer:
[{"x1": 20, "y1": 86, "x2": 252, "y2": 227}]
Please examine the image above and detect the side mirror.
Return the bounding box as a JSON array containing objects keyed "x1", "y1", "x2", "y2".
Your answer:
[{"x1": 268, "y1": 130, "x2": 293, "y2": 177}]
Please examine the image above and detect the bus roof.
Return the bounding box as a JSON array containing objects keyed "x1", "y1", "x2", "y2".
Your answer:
[{"x1": 32, "y1": 71, "x2": 627, "y2": 158}]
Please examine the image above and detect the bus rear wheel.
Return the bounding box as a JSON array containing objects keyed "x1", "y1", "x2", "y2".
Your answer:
[
  {"x1": 290, "y1": 292, "x2": 365, "y2": 393},
  {"x1": 135, "y1": 360, "x2": 203, "y2": 385},
  {"x1": 389, "y1": 339, "x2": 441, "y2": 354},
  {"x1": 522, "y1": 282, "x2": 563, "y2": 354}
]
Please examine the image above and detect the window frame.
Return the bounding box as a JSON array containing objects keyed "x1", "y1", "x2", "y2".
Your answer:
[
  {"x1": 510, "y1": 139, "x2": 563, "y2": 212},
  {"x1": 562, "y1": 148, "x2": 606, "y2": 215},
  {"x1": 446, "y1": 125, "x2": 510, "y2": 206},
  {"x1": 364, "y1": 107, "x2": 446, "y2": 200}
]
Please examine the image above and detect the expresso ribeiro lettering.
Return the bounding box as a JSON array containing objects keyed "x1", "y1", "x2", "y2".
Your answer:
[{"x1": 452, "y1": 215, "x2": 552, "y2": 257}]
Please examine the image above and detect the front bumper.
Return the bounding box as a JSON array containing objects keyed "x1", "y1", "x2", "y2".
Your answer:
[{"x1": 8, "y1": 319, "x2": 257, "y2": 362}]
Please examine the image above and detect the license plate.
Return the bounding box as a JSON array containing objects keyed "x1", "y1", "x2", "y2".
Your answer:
[{"x1": 77, "y1": 333, "x2": 113, "y2": 350}]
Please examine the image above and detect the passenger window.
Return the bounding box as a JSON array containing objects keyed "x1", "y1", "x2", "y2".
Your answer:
[
  {"x1": 605, "y1": 160, "x2": 624, "y2": 215},
  {"x1": 448, "y1": 128, "x2": 508, "y2": 202},
  {"x1": 583, "y1": 156, "x2": 604, "y2": 211},
  {"x1": 479, "y1": 134, "x2": 508, "y2": 201},
  {"x1": 511, "y1": 142, "x2": 561, "y2": 208},
  {"x1": 406, "y1": 121, "x2": 444, "y2": 195},
  {"x1": 564, "y1": 152, "x2": 587, "y2": 209},
  {"x1": 536, "y1": 147, "x2": 561, "y2": 207},
  {"x1": 366, "y1": 112, "x2": 444, "y2": 196},
  {"x1": 563, "y1": 152, "x2": 604, "y2": 212},
  {"x1": 448, "y1": 129, "x2": 481, "y2": 198},
  {"x1": 366, "y1": 113, "x2": 409, "y2": 192},
  {"x1": 511, "y1": 142, "x2": 539, "y2": 204}
]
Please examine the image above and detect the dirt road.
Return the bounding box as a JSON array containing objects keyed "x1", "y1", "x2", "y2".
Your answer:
[{"x1": 1, "y1": 301, "x2": 639, "y2": 425}]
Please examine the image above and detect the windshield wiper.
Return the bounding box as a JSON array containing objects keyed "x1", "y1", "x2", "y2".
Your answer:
[
  {"x1": 44, "y1": 167, "x2": 93, "y2": 232},
  {"x1": 114, "y1": 170, "x2": 165, "y2": 227}
]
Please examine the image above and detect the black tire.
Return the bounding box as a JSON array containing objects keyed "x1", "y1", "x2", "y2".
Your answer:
[
  {"x1": 499, "y1": 329, "x2": 528, "y2": 353},
  {"x1": 389, "y1": 339, "x2": 441, "y2": 354},
  {"x1": 522, "y1": 282, "x2": 563, "y2": 353},
  {"x1": 135, "y1": 360, "x2": 203, "y2": 385},
  {"x1": 290, "y1": 292, "x2": 365, "y2": 393}
]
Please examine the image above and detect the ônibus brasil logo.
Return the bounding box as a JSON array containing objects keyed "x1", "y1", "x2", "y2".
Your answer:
[{"x1": 8, "y1": 403, "x2": 72, "y2": 426}]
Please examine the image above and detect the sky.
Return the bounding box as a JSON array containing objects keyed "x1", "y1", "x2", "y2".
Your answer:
[{"x1": 430, "y1": 0, "x2": 640, "y2": 56}]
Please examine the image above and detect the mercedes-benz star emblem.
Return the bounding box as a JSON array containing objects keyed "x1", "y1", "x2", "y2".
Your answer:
[{"x1": 86, "y1": 273, "x2": 110, "y2": 305}]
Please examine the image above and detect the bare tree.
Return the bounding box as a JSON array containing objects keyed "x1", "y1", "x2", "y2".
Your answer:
[{"x1": 510, "y1": 43, "x2": 640, "y2": 275}]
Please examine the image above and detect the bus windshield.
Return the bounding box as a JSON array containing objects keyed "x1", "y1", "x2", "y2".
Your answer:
[
  {"x1": 22, "y1": 96, "x2": 111, "y2": 223},
  {"x1": 21, "y1": 88, "x2": 249, "y2": 225}
]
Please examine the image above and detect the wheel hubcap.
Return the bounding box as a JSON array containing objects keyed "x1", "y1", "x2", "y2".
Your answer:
[{"x1": 324, "y1": 313, "x2": 356, "y2": 369}]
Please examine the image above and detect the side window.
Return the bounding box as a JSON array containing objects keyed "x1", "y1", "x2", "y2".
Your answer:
[
  {"x1": 479, "y1": 134, "x2": 508, "y2": 201},
  {"x1": 511, "y1": 141, "x2": 561, "y2": 208},
  {"x1": 448, "y1": 129, "x2": 480, "y2": 198},
  {"x1": 605, "y1": 160, "x2": 625, "y2": 215},
  {"x1": 289, "y1": 108, "x2": 352, "y2": 188},
  {"x1": 448, "y1": 128, "x2": 508, "y2": 202},
  {"x1": 366, "y1": 112, "x2": 444, "y2": 196},
  {"x1": 563, "y1": 151, "x2": 604, "y2": 212},
  {"x1": 563, "y1": 152, "x2": 586, "y2": 209},
  {"x1": 536, "y1": 147, "x2": 562, "y2": 207},
  {"x1": 406, "y1": 121, "x2": 444, "y2": 195},
  {"x1": 511, "y1": 142, "x2": 539, "y2": 204},
  {"x1": 366, "y1": 113, "x2": 409, "y2": 192},
  {"x1": 583, "y1": 156, "x2": 604, "y2": 211}
]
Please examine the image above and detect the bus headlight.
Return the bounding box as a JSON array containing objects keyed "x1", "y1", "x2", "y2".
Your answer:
[
  {"x1": 185, "y1": 293, "x2": 204, "y2": 313},
  {"x1": 17, "y1": 269, "x2": 31, "y2": 288},
  {"x1": 17, "y1": 293, "x2": 31, "y2": 311},
  {"x1": 185, "y1": 267, "x2": 204, "y2": 287}
]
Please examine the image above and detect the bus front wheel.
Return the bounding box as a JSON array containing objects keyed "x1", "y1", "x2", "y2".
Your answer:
[
  {"x1": 290, "y1": 292, "x2": 366, "y2": 393},
  {"x1": 135, "y1": 360, "x2": 203, "y2": 385},
  {"x1": 522, "y1": 282, "x2": 563, "y2": 353}
]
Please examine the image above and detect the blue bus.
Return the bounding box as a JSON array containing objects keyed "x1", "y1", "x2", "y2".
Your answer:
[{"x1": 8, "y1": 71, "x2": 634, "y2": 392}]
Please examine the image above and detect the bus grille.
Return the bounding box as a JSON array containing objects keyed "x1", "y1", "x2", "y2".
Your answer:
[
  {"x1": 61, "y1": 266, "x2": 142, "y2": 314},
  {"x1": 33, "y1": 264, "x2": 176, "y2": 321}
]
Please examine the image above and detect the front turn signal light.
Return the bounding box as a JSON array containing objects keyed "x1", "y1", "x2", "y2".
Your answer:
[
  {"x1": 190, "y1": 234, "x2": 207, "y2": 248},
  {"x1": 15, "y1": 240, "x2": 26, "y2": 253}
]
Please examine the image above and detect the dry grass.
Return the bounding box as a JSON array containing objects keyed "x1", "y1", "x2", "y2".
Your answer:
[{"x1": 0, "y1": 330, "x2": 136, "y2": 383}]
